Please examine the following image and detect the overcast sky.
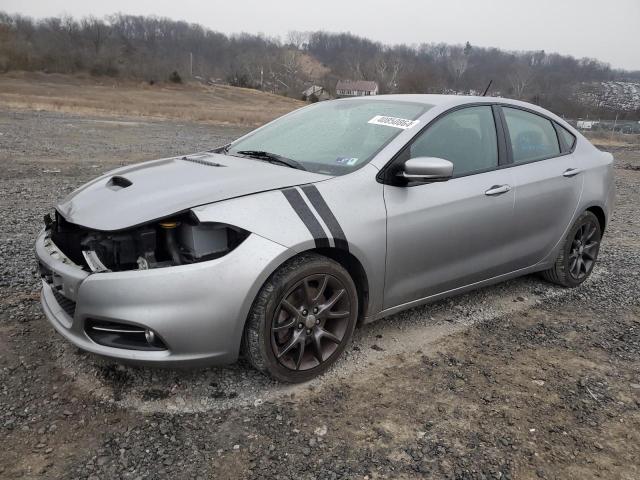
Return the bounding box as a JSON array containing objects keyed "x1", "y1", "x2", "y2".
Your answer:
[{"x1": 4, "y1": 0, "x2": 639, "y2": 70}]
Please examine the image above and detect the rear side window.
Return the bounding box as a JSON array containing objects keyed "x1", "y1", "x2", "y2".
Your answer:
[
  {"x1": 557, "y1": 124, "x2": 576, "y2": 151},
  {"x1": 502, "y1": 107, "x2": 560, "y2": 163},
  {"x1": 409, "y1": 106, "x2": 498, "y2": 176}
]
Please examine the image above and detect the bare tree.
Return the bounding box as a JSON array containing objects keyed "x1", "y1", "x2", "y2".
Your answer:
[
  {"x1": 81, "y1": 16, "x2": 107, "y2": 55},
  {"x1": 286, "y1": 31, "x2": 308, "y2": 50},
  {"x1": 374, "y1": 55, "x2": 402, "y2": 93},
  {"x1": 448, "y1": 48, "x2": 468, "y2": 89},
  {"x1": 0, "y1": 13, "x2": 635, "y2": 118},
  {"x1": 509, "y1": 61, "x2": 534, "y2": 98}
]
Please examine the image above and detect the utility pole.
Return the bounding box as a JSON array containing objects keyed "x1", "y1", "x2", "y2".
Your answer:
[{"x1": 190, "y1": 52, "x2": 193, "y2": 77}]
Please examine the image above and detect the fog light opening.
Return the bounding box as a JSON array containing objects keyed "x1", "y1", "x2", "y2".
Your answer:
[
  {"x1": 85, "y1": 319, "x2": 167, "y2": 351},
  {"x1": 145, "y1": 329, "x2": 156, "y2": 344}
]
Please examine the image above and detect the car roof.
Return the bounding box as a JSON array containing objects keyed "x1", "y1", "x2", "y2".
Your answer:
[
  {"x1": 349, "y1": 94, "x2": 567, "y2": 126},
  {"x1": 350, "y1": 94, "x2": 520, "y2": 107}
]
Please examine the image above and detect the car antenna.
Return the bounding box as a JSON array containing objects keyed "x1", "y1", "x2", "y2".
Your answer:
[{"x1": 482, "y1": 80, "x2": 493, "y2": 97}]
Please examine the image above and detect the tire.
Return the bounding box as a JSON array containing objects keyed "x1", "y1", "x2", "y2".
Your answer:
[
  {"x1": 242, "y1": 252, "x2": 358, "y2": 383},
  {"x1": 541, "y1": 211, "x2": 602, "y2": 288}
]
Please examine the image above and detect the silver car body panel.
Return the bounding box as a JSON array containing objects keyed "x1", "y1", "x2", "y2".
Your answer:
[
  {"x1": 56, "y1": 153, "x2": 328, "y2": 231},
  {"x1": 383, "y1": 167, "x2": 517, "y2": 308},
  {"x1": 36, "y1": 230, "x2": 89, "y2": 301},
  {"x1": 38, "y1": 229, "x2": 291, "y2": 365},
  {"x1": 193, "y1": 163, "x2": 388, "y2": 319},
  {"x1": 36, "y1": 94, "x2": 615, "y2": 365}
]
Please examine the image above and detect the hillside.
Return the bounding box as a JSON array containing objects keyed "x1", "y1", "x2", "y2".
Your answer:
[
  {"x1": 576, "y1": 81, "x2": 640, "y2": 113},
  {"x1": 0, "y1": 72, "x2": 304, "y2": 126},
  {"x1": 2, "y1": 12, "x2": 639, "y2": 120}
]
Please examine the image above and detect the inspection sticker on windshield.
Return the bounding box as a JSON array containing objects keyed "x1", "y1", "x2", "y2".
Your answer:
[{"x1": 368, "y1": 115, "x2": 419, "y2": 129}]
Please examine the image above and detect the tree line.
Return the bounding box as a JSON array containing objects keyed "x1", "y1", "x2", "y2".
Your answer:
[{"x1": 1, "y1": 12, "x2": 638, "y2": 119}]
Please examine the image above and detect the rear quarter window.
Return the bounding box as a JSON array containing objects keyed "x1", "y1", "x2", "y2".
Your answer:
[{"x1": 557, "y1": 124, "x2": 576, "y2": 152}]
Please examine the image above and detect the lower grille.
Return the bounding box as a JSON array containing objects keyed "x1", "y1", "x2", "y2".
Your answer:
[
  {"x1": 40, "y1": 261, "x2": 76, "y2": 318},
  {"x1": 51, "y1": 288, "x2": 77, "y2": 318}
]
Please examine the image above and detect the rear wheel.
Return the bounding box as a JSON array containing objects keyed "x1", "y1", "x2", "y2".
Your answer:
[
  {"x1": 541, "y1": 211, "x2": 601, "y2": 288},
  {"x1": 242, "y1": 253, "x2": 358, "y2": 383}
]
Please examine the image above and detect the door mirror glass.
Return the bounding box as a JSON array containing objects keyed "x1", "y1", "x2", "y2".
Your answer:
[{"x1": 400, "y1": 157, "x2": 453, "y2": 182}]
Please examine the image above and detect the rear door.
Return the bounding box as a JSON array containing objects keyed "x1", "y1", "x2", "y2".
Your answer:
[
  {"x1": 383, "y1": 105, "x2": 517, "y2": 309},
  {"x1": 499, "y1": 106, "x2": 584, "y2": 268}
]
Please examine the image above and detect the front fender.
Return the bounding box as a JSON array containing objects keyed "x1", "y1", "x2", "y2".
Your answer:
[
  {"x1": 191, "y1": 188, "x2": 320, "y2": 251},
  {"x1": 191, "y1": 165, "x2": 386, "y2": 320}
]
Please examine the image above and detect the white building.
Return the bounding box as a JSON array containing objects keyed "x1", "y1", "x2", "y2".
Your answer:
[
  {"x1": 577, "y1": 120, "x2": 598, "y2": 130},
  {"x1": 336, "y1": 80, "x2": 379, "y2": 97}
]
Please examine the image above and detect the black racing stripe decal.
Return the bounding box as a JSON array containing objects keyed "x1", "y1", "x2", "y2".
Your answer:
[
  {"x1": 300, "y1": 184, "x2": 349, "y2": 252},
  {"x1": 281, "y1": 188, "x2": 330, "y2": 248}
]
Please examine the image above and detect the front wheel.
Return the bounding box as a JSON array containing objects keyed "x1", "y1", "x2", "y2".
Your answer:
[
  {"x1": 242, "y1": 253, "x2": 358, "y2": 383},
  {"x1": 541, "y1": 211, "x2": 602, "y2": 288}
]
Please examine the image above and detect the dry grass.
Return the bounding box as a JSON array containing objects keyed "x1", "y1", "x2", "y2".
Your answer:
[
  {"x1": 0, "y1": 71, "x2": 304, "y2": 126},
  {"x1": 584, "y1": 130, "x2": 640, "y2": 148}
]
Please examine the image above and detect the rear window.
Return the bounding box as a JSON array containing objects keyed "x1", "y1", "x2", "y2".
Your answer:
[{"x1": 503, "y1": 107, "x2": 560, "y2": 163}]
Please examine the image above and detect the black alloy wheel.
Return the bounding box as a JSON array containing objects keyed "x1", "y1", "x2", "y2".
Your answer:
[
  {"x1": 542, "y1": 210, "x2": 602, "y2": 288},
  {"x1": 271, "y1": 273, "x2": 351, "y2": 371},
  {"x1": 243, "y1": 253, "x2": 358, "y2": 383},
  {"x1": 568, "y1": 220, "x2": 600, "y2": 281}
]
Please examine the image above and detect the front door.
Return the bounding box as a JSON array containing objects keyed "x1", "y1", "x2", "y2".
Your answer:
[{"x1": 383, "y1": 105, "x2": 517, "y2": 309}]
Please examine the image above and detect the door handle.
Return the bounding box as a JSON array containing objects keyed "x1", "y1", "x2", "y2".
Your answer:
[
  {"x1": 563, "y1": 168, "x2": 581, "y2": 177},
  {"x1": 484, "y1": 184, "x2": 512, "y2": 196}
]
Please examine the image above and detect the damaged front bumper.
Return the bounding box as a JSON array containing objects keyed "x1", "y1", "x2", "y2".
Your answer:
[{"x1": 36, "y1": 228, "x2": 291, "y2": 366}]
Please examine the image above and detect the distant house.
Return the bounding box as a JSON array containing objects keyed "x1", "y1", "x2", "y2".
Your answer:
[
  {"x1": 302, "y1": 85, "x2": 326, "y2": 101},
  {"x1": 336, "y1": 80, "x2": 379, "y2": 97}
]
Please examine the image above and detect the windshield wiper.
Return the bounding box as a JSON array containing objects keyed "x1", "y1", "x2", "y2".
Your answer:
[{"x1": 235, "y1": 150, "x2": 306, "y2": 171}]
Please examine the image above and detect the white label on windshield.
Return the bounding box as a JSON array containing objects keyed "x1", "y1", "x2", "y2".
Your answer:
[{"x1": 368, "y1": 115, "x2": 419, "y2": 129}]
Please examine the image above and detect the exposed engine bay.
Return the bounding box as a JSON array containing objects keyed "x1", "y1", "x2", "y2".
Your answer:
[{"x1": 46, "y1": 211, "x2": 249, "y2": 272}]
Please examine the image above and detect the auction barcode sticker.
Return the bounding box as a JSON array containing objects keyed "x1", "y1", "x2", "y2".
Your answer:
[{"x1": 368, "y1": 115, "x2": 419, "y2": 129}]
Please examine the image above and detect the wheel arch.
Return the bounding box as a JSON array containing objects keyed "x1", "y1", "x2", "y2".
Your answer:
[
  {"x1": 252, "y1": 246, "x2": 371, "y2": 323},
  {"x1": 311, "y1": 247, "x2": 370, "y2": 323},
  {"x1": 585, "y1": 205, "x2": 606, "y2": 234},
  {"x1": 239, "y1": 244, "x2": 371, "y2": 357}
]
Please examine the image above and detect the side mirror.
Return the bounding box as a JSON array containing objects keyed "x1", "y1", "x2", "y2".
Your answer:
[{"x1": 399, "y1": 157, "x2": 453, "y2": 183}]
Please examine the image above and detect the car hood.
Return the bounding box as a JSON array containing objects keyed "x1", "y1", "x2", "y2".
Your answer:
[{"x1": 56, "y1": 152, "x2": 328, "y2": 231}]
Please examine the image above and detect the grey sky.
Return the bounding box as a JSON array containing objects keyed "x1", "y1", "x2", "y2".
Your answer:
[{"x1": 4, "y1": 0, "x2": 640, "y2": 70}]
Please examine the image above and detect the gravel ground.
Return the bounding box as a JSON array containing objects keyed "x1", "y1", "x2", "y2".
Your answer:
[{"x1": 0, "y1": 108, "x2": 639, "y2": 479}]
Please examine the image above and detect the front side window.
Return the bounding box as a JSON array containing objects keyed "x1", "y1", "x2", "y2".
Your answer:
[
  {"x1": 228, "y1": 99, "x2": 431, "y2": 175},
  {"x1": 503, "y1": 107, "x2": 560, "y2": 163},
  {"x1": 408, "y1": 106, "x2": 498, "y2": 176}
]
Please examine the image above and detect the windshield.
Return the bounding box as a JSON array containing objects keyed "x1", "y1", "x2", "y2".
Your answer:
[{"x1": 227, "y1": 99, "x2": 432, "y2": 175}]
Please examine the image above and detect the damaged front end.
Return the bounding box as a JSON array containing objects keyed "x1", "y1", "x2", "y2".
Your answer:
[{"x1": 47, "y1": 211, "x2": 249, "y2": 273}]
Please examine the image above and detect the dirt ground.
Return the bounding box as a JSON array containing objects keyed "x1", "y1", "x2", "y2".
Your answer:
[{"x1": 0, "y1": 99, "x2": 639, "y2": 480}]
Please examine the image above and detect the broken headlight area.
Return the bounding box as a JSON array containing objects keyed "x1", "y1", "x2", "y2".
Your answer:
[{"x1": 47, "y1": 212, "x2": 249, "y2": 272}]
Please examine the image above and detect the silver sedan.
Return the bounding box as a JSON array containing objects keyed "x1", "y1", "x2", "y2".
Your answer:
[{"x1": 36, "y1": 95, "x2": 615, "y2": 382}]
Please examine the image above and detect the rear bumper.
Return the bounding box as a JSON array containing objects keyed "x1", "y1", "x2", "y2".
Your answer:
[{"x1": 36, "y1": 229, "x2": 291, "y2": 366}]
